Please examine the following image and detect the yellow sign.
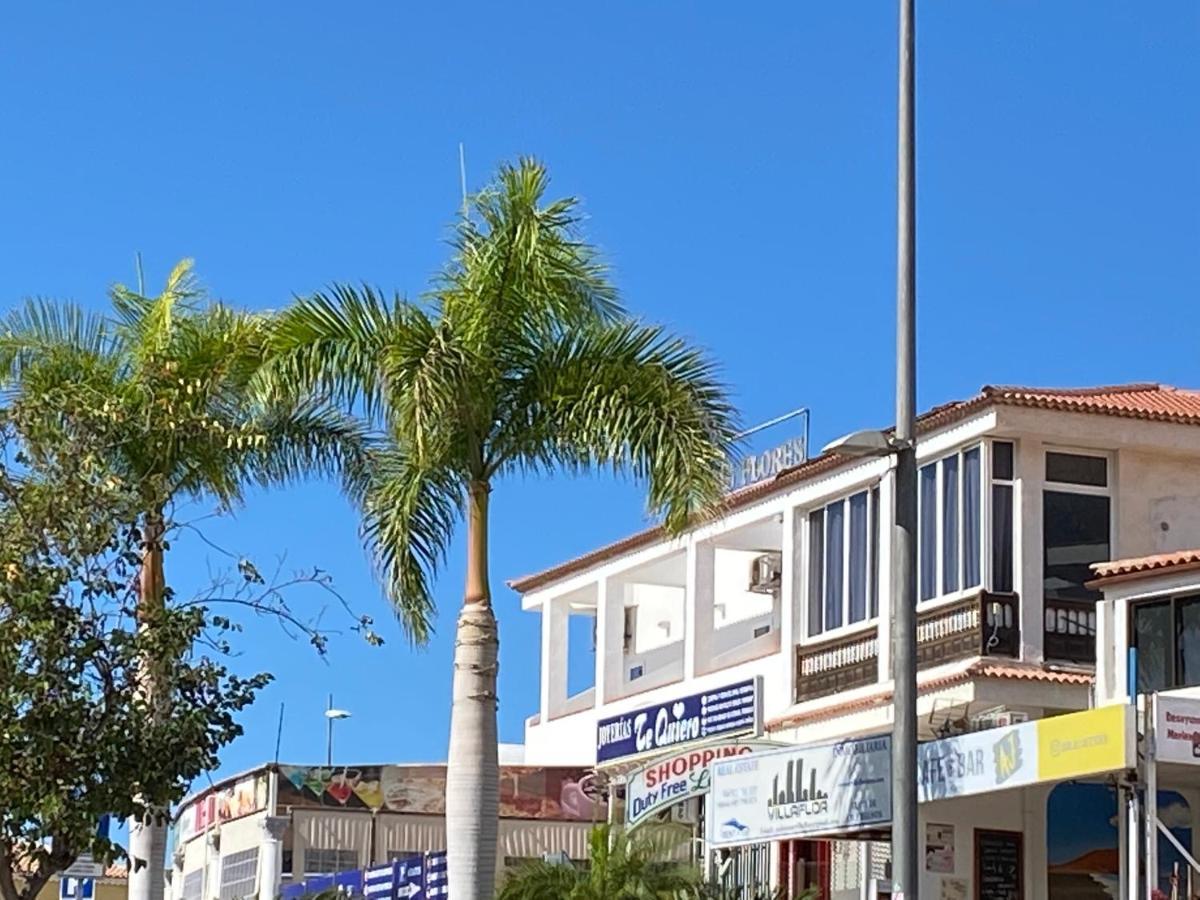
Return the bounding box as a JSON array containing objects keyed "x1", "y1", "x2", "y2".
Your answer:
[{"x1": 1036, "y1": 705, "x2": 1133, "y2": 781}]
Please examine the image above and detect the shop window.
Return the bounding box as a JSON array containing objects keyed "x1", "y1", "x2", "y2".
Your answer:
[
  {"x1": 1043, "y1": 452, "x2": 1110, "y2": 603},
  {"x1": 1133, "y1": 595, "x2": 1200, "y2": 693},
  {"x1": 806, "y1": 487, "x2": 880, "y2": 636},
  {"x1": 304, "y1": 849, "x2": 359, "y2": 875},
  {"x1": 181, "y1": 870, "x2": 203, "y2": 900},
  {"x1": 218, "y1": 849, "x2": 258, "y2": 900}
]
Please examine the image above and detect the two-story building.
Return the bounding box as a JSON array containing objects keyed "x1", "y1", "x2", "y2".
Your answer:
[{"x1": 511, "y1": 383, "x2": 1200, "y2": 900}]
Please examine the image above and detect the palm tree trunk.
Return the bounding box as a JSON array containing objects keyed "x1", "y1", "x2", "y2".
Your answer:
[
  {"x1": 128, "y1": 510, "x2": 168, "y2": 900},
  {"x1": 445, "y1": 481, "x2": 500, "y2": 900}
]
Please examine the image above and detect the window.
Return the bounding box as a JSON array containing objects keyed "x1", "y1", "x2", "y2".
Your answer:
[
  {"x1": 181, "y1": 871, "x2": 203, "y2": 900},
  {"x1": 219, "y1": 849, "x2": 258, "y2": 900},
  {"x1": 1043, "y1": 451, "x2": 1110, "y2": 603},
  {"x1": 918, "y1": 445, "x2": 988, "y2": 602},
  {"x1": 807, "y1": 488, "x2": 880, "y2": 636},
  {"x1": 1133, "y1": 595, "x2": 1200, "y2": 693},
  {"x1": 990, "y1": 443, "x2": 1013, "y2": 593},
  {"x1": 304, "y1": 849, "x2": 359, "y2": 875}
]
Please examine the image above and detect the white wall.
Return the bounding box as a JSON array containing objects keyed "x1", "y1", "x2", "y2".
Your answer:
[{"x1": 1117, "y1": 450, "x2": 1200, "y2": 558}]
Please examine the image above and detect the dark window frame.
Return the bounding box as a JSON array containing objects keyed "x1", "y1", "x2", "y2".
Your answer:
[{"x1": 1130, "y1": 593, "x2": 1200, "y2": 692}]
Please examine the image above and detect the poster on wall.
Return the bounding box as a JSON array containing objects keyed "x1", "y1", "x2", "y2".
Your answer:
[
  {"x1": 275, "y1": 764, "x2": 607, "y2": 821},
  {"x1": 178, "y1": 774, "x2": 268, "y2": 839},
  {"x1": 925, "y1": 823, "x2": 955, "y2": 874}
]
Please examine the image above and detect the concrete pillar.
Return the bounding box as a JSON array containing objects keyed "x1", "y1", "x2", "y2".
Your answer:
[
  {"x1": 595, "y1": 577, "x2": 624, "y2": 703},
  {"x1": 204, "y1": 832, "x2": 220, "y2": 900},
  {"x1": 539, "y1": 594, "x2": 569, "y2": 719},
  {"x1": 877, "y1": 469, "x2": 896, "y2": 682},
  {"x1": 1013, "y1": 438, "x2": 1044, "y2": 662},
  {"x1": 778, "y1": 507, "x2": 801, "y2": 711},
  {"x1": 1023, "y1": 784, "x2": 1051, "y2": 900},
  {"x1": 257, "y1": 817, "x2": 288, "y2": 900},
  {"x1": 684, "y1": 541, "x2": 715, "y2": 678}
]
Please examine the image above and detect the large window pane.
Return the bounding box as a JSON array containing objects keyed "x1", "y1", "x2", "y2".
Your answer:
[
  {"x1": 825, "y1": 501, "x2": 845, "y2": 629},
  {"x1": 1178, "y1": 597, "x2": 1200, "y2": 689},
  {"x1": 1046, "y1": 451, "x2": 1107, "y2": 487},
  {"x1": 869, "y1": 487, "x2": 880, "y2": 618},
  {"x1": 848, "y1": 492, "x2": 868, "y2": 623},
  {"x1": 919, "y1": 464, "x2": 937, "y2": 601},
  {"x1": 807, "y1": 510, "x2": 824, "y2": 637},
  {"x1": 963, "y1": 447, "x2": 982, "y2": 588},
  {"x1": 1043, "y1": 491, "x2": 1110, "y2": 602},
  {"x1": 992, "y1": 484, "x2": 1014, "y2": 593},
  {"x1": 942, "y1": 455, "x2": 960, "y2": 593},
  {"x1": 992, "y1": 441, "x2": 1014, "y2": 480},
  {"x1": 1135, "y1": 601, "x2": 1171, "y2": 694}
]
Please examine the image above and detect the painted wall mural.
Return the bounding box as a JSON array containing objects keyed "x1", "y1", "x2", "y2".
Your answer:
[
  {"x1": 177, "y1": 774, "x2": 269, "y2": 840},
  {"x1": 1047, "y1": 782, "x2": 1191, "y2": 900},
  {"x1": 276, "y1": 764, "x2": 607, "y2": 821}
]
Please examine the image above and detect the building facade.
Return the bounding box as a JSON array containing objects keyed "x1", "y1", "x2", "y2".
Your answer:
[
  {"x1": 169, "y1": 761, "x2": 606, "y2": 900},
  {"x1": 512, "y1": 383, "x2": 1200, "y2": 899}
]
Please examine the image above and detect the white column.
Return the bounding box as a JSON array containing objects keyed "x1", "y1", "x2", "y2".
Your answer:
[
  {"x1": 1014, "y1": 438, "x2": 1044, "y2": 662},
  {"x1": 877, "y1": 468, "x2": 896, "y2": 682},
  {"x1": 595, "y1": 577, "x2": 624, "y2": 704},
  {"x1": 777, "y1": 507, "x2": 801, "y2": 711},
  {"x1": 684, "y1": 541, "x2": 715, "y2": 678},
  {"x1": 1023, "y1": 784, "x2": 1051, "y2": 900},
  {"x1": 205, "y1": 832, "x2": 220, "y2": 900},
  {"x1": 257, "y1": 817, "x2": 287, "y2": 900},
  {"x1": 539, "y1": 595, "x2": 568, "y2": 719}
]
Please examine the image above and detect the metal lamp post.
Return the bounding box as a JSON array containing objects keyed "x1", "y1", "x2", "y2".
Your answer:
[
  {"x1": 822, "y1": 2, "x2": 918, "y2": 896},
  {"x1": 324, "y1": 694, "x2": 352, "y2": 767}
]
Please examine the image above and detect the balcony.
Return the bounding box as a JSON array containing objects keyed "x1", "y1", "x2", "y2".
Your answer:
[
  {"x1": 1043, "y1": 598, "x2": 1097, "y2": 664},
  {"x1": 794, "y1": 591, "x2": 1020, "y2": 703}
]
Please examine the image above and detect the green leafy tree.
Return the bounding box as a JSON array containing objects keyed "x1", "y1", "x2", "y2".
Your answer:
[
  {"x1": 261, "y1": 159, "x2": 739, "y2": 899},
  {"x1": 0, "y1": 260, "x2": 368, "y2": 900},
  {"x1": 0, "y1": 386, "x2": 270, "y2": 900}
]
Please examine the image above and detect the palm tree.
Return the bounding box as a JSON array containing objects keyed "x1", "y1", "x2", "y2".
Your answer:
[
  {"x1": 261, "y1": 158, "x2": 739, "y2": 899},
  {"x1": 497, "y1": 825, "x2": 701, "y2": 900},
  {"x1": 0, "y1": 260, "x2": 365, "y2": 900}
]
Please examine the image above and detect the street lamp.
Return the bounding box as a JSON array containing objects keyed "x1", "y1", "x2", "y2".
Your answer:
[
  {"x1": 820, "y1": 1, "x2": 918, "y2": 895},
  {"x1": 324, "y1": 694, "x2": 351, "y2": 767}
]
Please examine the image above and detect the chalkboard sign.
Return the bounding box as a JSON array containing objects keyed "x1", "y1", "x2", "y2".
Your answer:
[{"x1": 975, "y1": 829, "x2": 1023, "y2": 900}]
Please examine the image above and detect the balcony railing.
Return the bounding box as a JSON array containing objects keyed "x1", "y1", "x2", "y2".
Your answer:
[
  {"x1": 794, "y1": 591, "x2": 1021, "y2": 703},
  {"x1": 1043, "y1": 598, "x2": 1096, "y2": 664}
]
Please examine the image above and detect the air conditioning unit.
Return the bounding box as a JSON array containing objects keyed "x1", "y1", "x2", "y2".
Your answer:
[
  {"x1": 748, "y1": 552, "x2": 783, "y2": 594},
  {"x1": 969, "y1": 707, "x2": 1029, "y2": 732}
]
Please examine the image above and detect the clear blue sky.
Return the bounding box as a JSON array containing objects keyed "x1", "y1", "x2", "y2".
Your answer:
[{"x1": 1, "y1": 3, "x2": 1197, "y2": 790}]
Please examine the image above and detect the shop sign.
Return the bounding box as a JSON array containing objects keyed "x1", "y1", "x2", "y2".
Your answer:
[
  {"x1": 917, "y1": 719, "x2": 1039, "y2": 802},
  {"x1": 706, "y1": 735, "x2": 892, "y2": 847},
  {"x1": 1154, "y1": 695, "x2": 1200, "y2": 765},
  {"x1": 178, "y1": 773, "x2": 268, "y2": 839},
  {"x1": 1035, "y1": 704, "x2": 1133, "y2": 781},
  {"x1": 596, "y1": 678, "x2": 760, "y2": 765},
  {"x1": 624, "y1": 740, "x2": 781, "y2": 828}
]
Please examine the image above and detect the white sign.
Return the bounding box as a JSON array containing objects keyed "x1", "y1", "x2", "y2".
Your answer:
[
  {"x1": 625, "y1": 740, "x2": 781, "y2": 827},
  {"x1": 1155, "y1": 695, "x2": 1200, "y2": 764},
  {"x1": 917, "y1": 718, "x2": 1038, "y2": 802},
  {"x1": 707, "y1": 735, "x2": 892, "y2": 846}
]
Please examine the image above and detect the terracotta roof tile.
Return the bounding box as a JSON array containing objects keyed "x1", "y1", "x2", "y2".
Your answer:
[
  {"x1": 510, "y1": 383, "x2": 1200, "y2": 594},
  {"x1": 765, "y1": 660, "x2": 1094, "y2": 731},
  {"x1": 1089, "y1": 548, "x2": 1200, "y2": 586}
]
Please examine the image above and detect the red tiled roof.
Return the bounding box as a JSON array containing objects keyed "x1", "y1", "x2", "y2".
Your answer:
[
  {"x1": 1089, "y1": 548, "x2": 1200, "y2": 587},
  {"x1": 509, "y1": 383, "x2": 1200, "y2": 594},
  {"x1": 765, "y1": 660, "x2": 1094, "y2": 731}
]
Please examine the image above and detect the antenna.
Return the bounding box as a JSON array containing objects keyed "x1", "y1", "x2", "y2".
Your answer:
[
  {"x1": 274, "y1": 702, "x2": 285, "y2": 764},
  {"x1": 135, "y1": 251, "x2": 146, "y2": 295},
  {"x1": 458, "y1": 142, "x2": 468, "y2": 218}
]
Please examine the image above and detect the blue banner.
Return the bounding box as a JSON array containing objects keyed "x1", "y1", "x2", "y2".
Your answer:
[
  {"x1": 596, "y1": 678, "x2": 760, "y2": 764},
  {"x1": 424, "y1": 853, "x2": 447, "y2": 899}
]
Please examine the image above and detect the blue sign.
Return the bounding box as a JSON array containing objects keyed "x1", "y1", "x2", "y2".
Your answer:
[
  {"x1": 424, "y1": 853, "x2": 447, "y2": 899},
  {"x1": 363, "y1": 863, "x2": 397, "y2": 900},
  {"x1": 595, "y1": 678, "x2": 760, "y2": 764},
  {"x1": 59, "y1": 879, "x2": 93, "y2": 900},
  {"x1": 333, "y1": 870, "x2": 363, "y2": 894}
]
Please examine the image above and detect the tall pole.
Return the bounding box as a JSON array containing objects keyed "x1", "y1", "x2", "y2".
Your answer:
[
  {"x1": 326, "y1": 693, "x2": 334, "y2": 767},
  {"x1": 892, "y1": 0, "x2": 919, "y2": 899}
]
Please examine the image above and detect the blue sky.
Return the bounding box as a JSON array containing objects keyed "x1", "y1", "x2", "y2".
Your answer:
[{"x1": 0, "y1": 2, "x2": 1197, "y2": 790}]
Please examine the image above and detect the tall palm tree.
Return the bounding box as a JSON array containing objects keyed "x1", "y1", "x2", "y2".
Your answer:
[
  {"x1": 261, "y1": 159, "x2": 739, "y2": 899},
  {"x1": 0, "y1": 260, "x2": 365, "y2": 900}
]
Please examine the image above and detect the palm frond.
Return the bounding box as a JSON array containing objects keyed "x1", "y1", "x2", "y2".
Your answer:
[
  {"x1": 493, "y1": 321, "x2": 740, "y2": 533},
  {"x1": 111, "y1": 257, "x2": 202, "y2": 363},
  {"x1": 258, "y1": 285, "x2": 410, "y2": 419},
  {"x1": 0, "y1": 298, "x2": 116, "y2": 383},
  {"x1": 240, "y1": 399, "x2": 374, "y2": 490},
  {"x1": 349, "y1": 444, "x2": 461, "y2": 644}
]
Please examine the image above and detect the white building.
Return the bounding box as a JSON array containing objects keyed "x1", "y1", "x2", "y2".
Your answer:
[{"x1": 511, "y1": 382, "x2": 1200, "y2": 899}]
